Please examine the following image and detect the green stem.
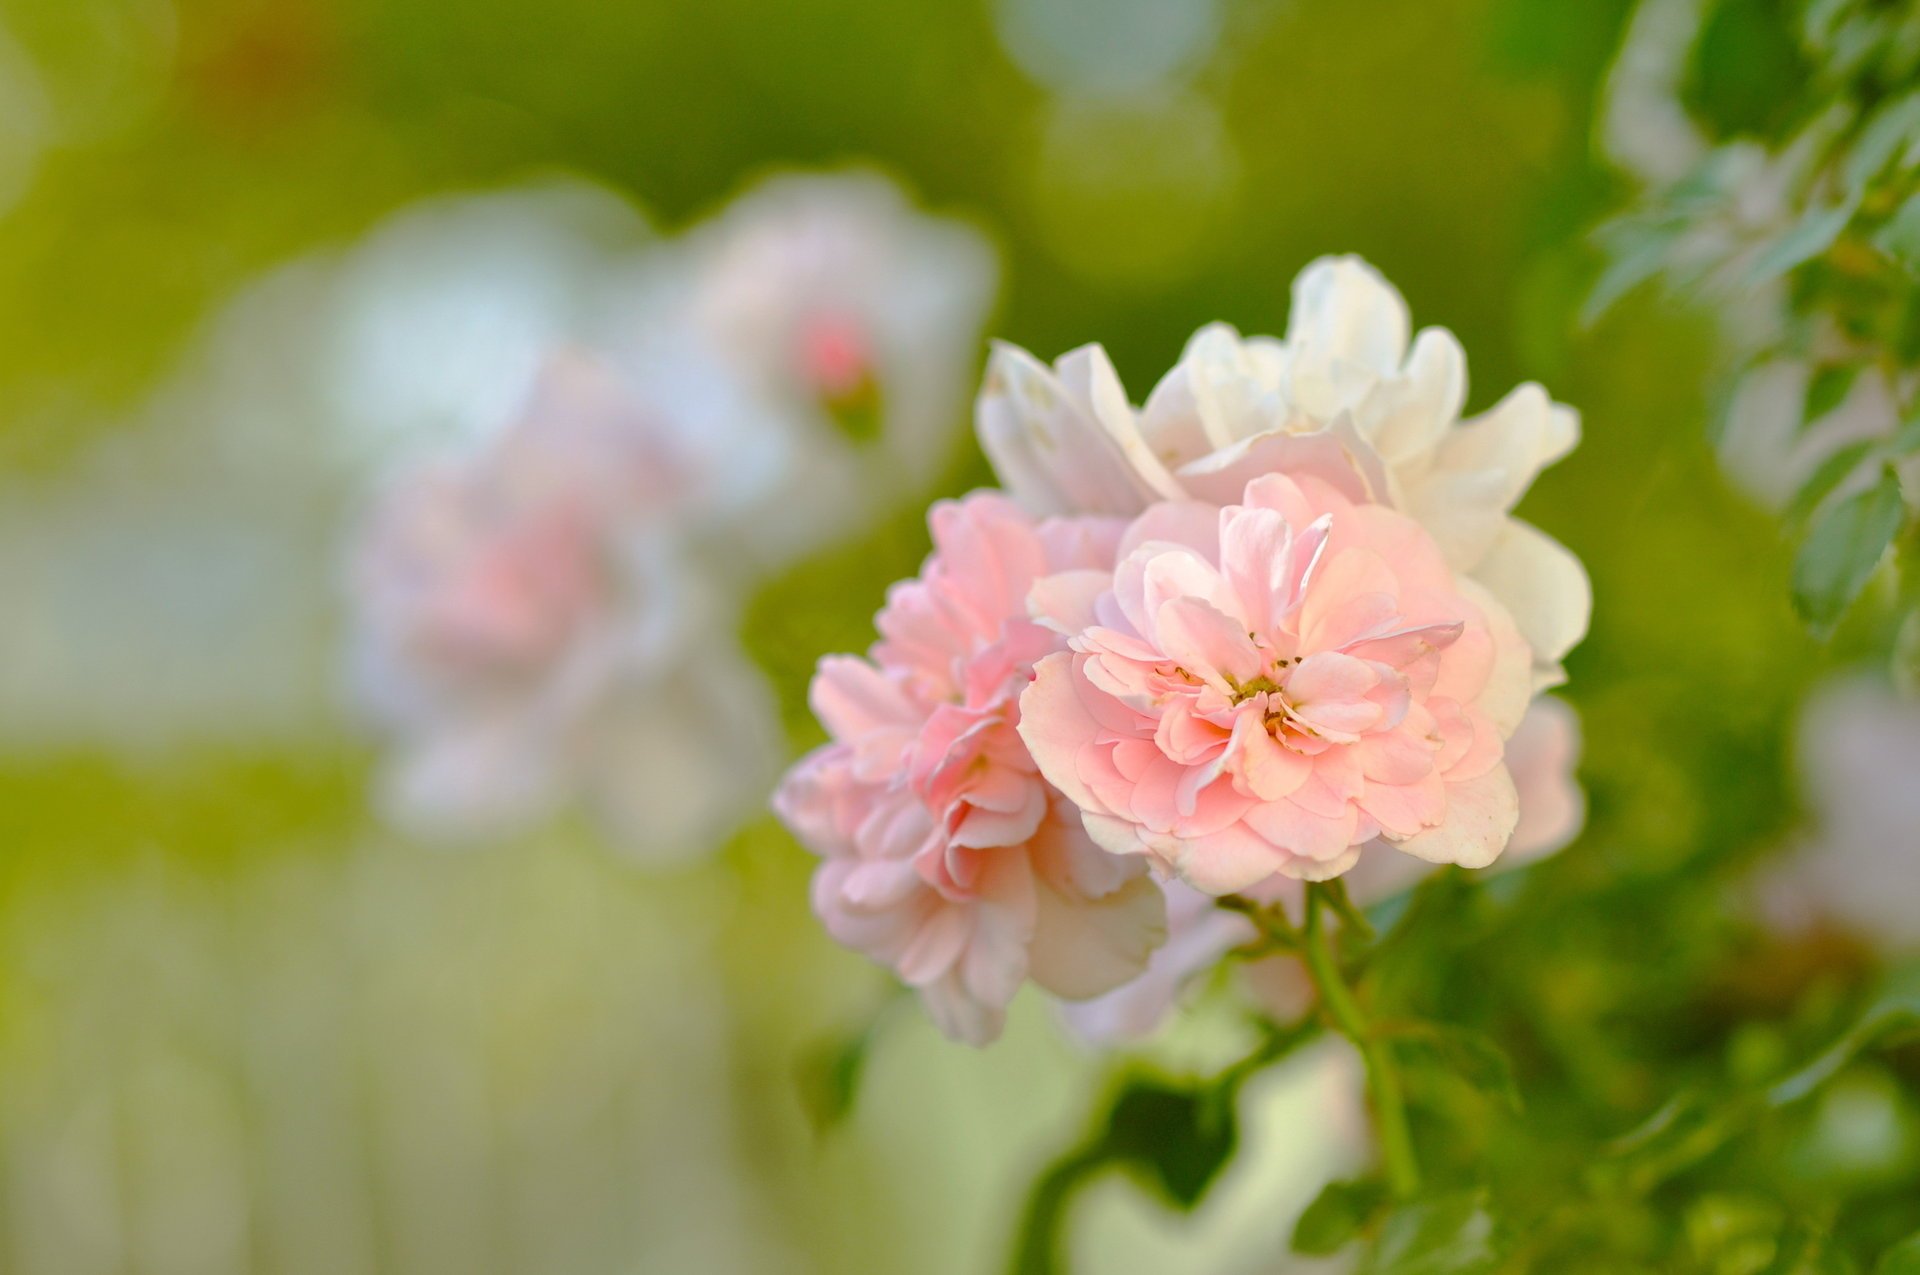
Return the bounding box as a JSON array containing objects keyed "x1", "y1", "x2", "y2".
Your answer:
[
  {"x1": 1304, "y1": 882, "x2": 1420, "y2": 1200},
  {"x1": 1008, "y1": 1144, "x2": 1104, "y2": 1275}
]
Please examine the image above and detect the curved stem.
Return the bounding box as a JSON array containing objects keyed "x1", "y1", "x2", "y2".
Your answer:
[
  {"x1": 1008, "y1": 1144, "x2": 1104, "y2": 1275},
  {"x1": 1304, "y1": 882, "x2": 1420, "y2": 1200}
]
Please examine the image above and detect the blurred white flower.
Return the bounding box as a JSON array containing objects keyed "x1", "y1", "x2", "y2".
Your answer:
[
  {"x1": 348, "y1": 354, "x2": 779, "y2": 860},
  {"x1": 0, "y1": 181, "x2": 659, "y2": 755},
  {"x1": 666, "y1": 170, "x2": 999, "y2": 562},
  {"x1": 1761, "y1": 676, "x2": 1920, "y2": 952}
]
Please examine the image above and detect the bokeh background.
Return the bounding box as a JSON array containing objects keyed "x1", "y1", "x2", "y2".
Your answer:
[{"x1": 0, "y1": 0, "x2": 1904, "y2": 1271}]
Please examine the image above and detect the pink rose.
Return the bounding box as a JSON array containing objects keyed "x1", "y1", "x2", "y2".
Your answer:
[
  {"x1": 773, "y1": 493, "x2": 1166, "y2": 1045},
  {"x1": 1062, "y1": 697, "x2": 1584, "y2": 1044},
  {"x1": 1019, "y1": 472, "x2": 1533, "y2": 895},
  {"x1": 349, "y1": 352, "x2": 779, "y2": 858}
]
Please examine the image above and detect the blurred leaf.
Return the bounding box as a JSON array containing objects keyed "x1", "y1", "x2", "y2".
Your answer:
[
  {"x1": 1294, "y1": 1178, "x2": 1390, "y2": 1256},
  {"x1": 1875, "y1": 193, "x2": 1920, "y2": 274},
  {"x1": 1764, "y1": 1217, "x2": 1855, "y2": 1275},
  {"x1": 1103, "y1": 1077, "x2": 1238, "y2": 1209},
  {"x1": 1803, "y1": 362, "x2": 1861, "y2": 427},
  {"x1": 1746, "y1": 201, "x2": 1858, "y2": 285},
  {"x1": 1767, "y1": 988, "x2": 1920, "y2": 1107},
  {"x1": 1785, "y1": 439, "x2": 1876, "y2": 524},
  {"x1": 1683, "y1": 0, "x2": 1812, "y2": 142},
  {"x1": 1890, "y1": 411, "x2": 1920, "y2": 455},
  {"x1": 1875, "y1": 1231, "x2": 1920, "y2": 1275},
  {"x1": 1791, "y1": 466, "x2": 1905, "y2": 634},
  {"x1": 1591, "y1": 1091, "x2": 1753, "y2": 1197},
  {"x1": 1685, "y1": 1192, "x2": 1784, "y2": 1273},
  {"x1": 1387, "y1": 1022, "x2": 1524, "y2": 1115},
  {"x1": 1583, "y1": 222, "x2": 1678, "y2": 323},
  {"x1": 1360, "y1": 1192, "x2": 1501, "y2": 1275},
  {"x1": 1843, "y1": 93, "x2": 1920, "y2": 195},
  {"x1": 795, "y1": 1014, "x2": 882, "y2": 1136}
]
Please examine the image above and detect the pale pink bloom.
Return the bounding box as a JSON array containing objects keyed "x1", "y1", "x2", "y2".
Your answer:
[
  {"x1": 773, "y1": 493, "x2": 1166, "y2": 1045},
  {"x1": 1020, "y1": 471, "x2": 1534, "y2": 897},
  {"x1": 350, "y1": 353, "x2": 778, "y2": 858},
  {"x1": 1063, "y1": 697, "x2": 1584, "y2": 1043},
  {"x1": 978, "y1": 255, "x2": 1589, "y2": 688},
  {"x1": 679, "y1": 171, "x2": 999, "y2": 559}
]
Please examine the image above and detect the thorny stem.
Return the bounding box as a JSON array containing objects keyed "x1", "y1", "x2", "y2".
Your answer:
[{"x1": 1303, "y1": 882, "x2": 1421, "y2": 1201}]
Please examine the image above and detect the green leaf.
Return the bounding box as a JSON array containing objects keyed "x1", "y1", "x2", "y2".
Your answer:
[
  {"x1": 1803, "y1": 362, "x2": 1861, "y2": 427},
  {"x1": 1875, "y1": 192, "x2": 1920, "y2": 274},
  {"x1": 1582, "y1": 223, "x2": 1678, "y2": 324},
  {"x1": 1875, "y1": 1231, "x2": 1920, "y2": 1275},
  {"x1": 1361, "y1": 1192, "x2": 1501, "y2": 1275},
  {"x1": 1785, "y1": 439, "x2": 1876, "y2": 525},
  {"x1": 1102, "y1": 1077, "x2": 1238, "y2": 1209},
  {"x1": 1843, "y1": 92, "x2": 1920, "y2": 195},
  {"x1": 1890, "y1": 411, "x2": 1920, "y2": 455},
  {"x1": 1745, "y1": 201, "x2": 1857, "y2": 286},
  {"x1": 1294, "y1": 1178, "x2": 1390, "y2": 1255},
  {"x1": 1767, "y1": 988, "x2": 1920, "y2": 1107},
  {"x1": 1589, "y1": 1091, "x2": 1753, "y2": 1197},
  {"x1": 795, "y1": 1018, "x2": 879, "y2": 1137},
  {"x1": 1706, "y1": 359, "x2": 1768, "y2": 451},
  {"x1": 1387, "y1": 1023, "x2": 1523, "y2": 1115},
  {"x1": 1791, "y1": 466, "x2": 1906, "y2": 635}
]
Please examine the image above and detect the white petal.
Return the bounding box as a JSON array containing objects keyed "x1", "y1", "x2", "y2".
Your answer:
[
  {"x1": 1469, "y1": 518, "x2": 1592, "y2": 679},
  {"x1": 975, "y1": 341, "x2": 1170, "y2": 517},
  {"x1": 1288, "y1": 255, "x2": 1412, "y2": 374}
]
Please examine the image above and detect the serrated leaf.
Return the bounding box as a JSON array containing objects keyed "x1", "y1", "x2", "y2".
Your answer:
[
  {"x1": 1294, "y1": 1178, "x2": 1390, "y2": 1255},
  {"x1": 1803, "y1": 362, "x2": 1861, "y2": 427},
  {"x1": 1791, "y1": 466, "x2": 1906, "y2": 634},
  {"x1": 1785, "y1": 440, "x2": 1876, "y2": 524},
  {"x1": 1388, "y1": 1023, "x2": 1523, "y2": 1115},
  {"x1": 1361, "y1": 1192, "x2": 1501, "y2": 1275},
  {"x1": 1746, "y1": 201, "x2": 1857, "y2": 285},
  {"x1": 1875, "y1": 1231, "x2": 1920, "y2": 1275}
]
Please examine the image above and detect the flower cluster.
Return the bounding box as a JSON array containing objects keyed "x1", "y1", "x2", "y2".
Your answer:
[
  {"x1": 347, "y1": 173, "x2": 995, "y2": 857},
  {"x1": 778, "y1": 255, "x2": 1592, "y2": 1043}
]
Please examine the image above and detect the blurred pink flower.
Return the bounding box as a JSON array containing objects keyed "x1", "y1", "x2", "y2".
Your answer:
[
  {"x1": 978, "y1": 255, "x2": 1588, "y2": 688},
  {"x1": 773, "y1": 493, "x2": 1166, "y2": 1045},
  {"x1": 1064, "y1": 697, "x2": 1585, "y2": 1044},
  {"x1": 678, "y1": 172, "x2": 999, "y2": 559},
  {"x1": 349, "y1": 352, "x2": 778, "y2": 858},
  {"x1": 1019, "y1": 472, "x2": 1533, "y2": 896}
]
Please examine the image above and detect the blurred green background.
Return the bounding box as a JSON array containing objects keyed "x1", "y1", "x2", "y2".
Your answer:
[{"x1": 0, "y1": 0, "x2": 1886, "y2": 1271}]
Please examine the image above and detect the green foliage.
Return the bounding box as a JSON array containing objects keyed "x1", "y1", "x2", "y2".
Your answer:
[
  {"x1": 1791, "y1": 465, "x2": 1905, "y2": 633},
  {"x1": 1099, "y1": 1077, "x2": 1240, "y2": 1209},
  {"x1": 1877, "y1": 1232, "x2": 1920, "y2": 1275},
  {"x1": 1360, "y1": 1192, "x2": 1502, "y2": 1275},
  {"x1": 1294, "y1": 1178, "x2": 1392, "y2": 1256},
  {"x1": 1594, "y1": 0, "x2": 1920, "y2": 638}
]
